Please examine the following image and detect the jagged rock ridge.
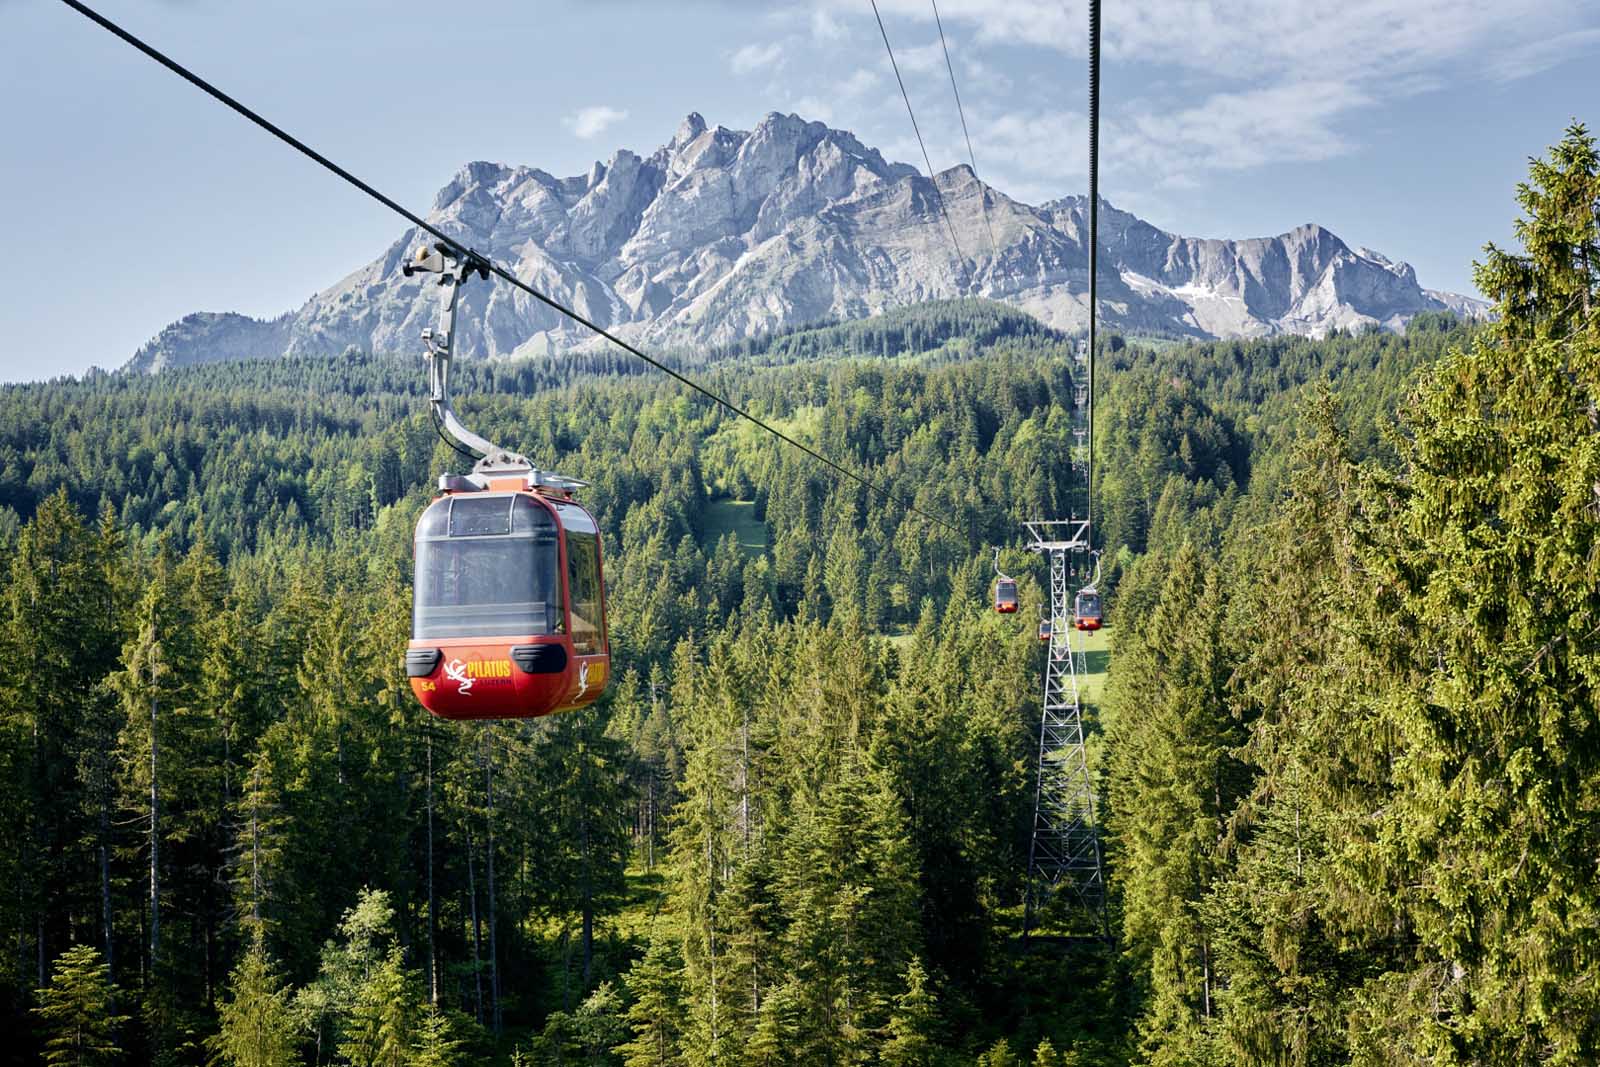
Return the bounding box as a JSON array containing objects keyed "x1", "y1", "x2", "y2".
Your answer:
[{"x1": 126, "y1": 111, "x2": 1487, "y2": 372}]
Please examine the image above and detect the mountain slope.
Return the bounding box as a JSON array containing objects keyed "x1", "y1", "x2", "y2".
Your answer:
[{"x1": 126, "y1": 111, "x2": 1486, "y2": 372}]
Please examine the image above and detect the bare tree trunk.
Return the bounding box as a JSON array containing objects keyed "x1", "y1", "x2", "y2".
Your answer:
[
  {"x1": 250, "y1": 768, "x2": 260, "y2": 924},
  {"x1": 740, "y1": 705, "x2": 750, "y2": 855},
  {"x1": 483, "y1": 735, "x2": 501, "y2": 1035},
  {"x1": 706, "y1": 789, "x2": 718, "y2": 1049},
  {"x1": 465, "y1": 818, "x2": 483, "y2": 1026},
  {"x1": 646, "y1": 775, "x2": 656, "y2": 873},
  {"x1": 149, "y1": 679, "x2": 160, "y2": 969},
  {"x1": 29, "y1": 719, "x2": 43, "y2": 991},
  {"x1": 426, "y1": 730, "x2": 438, "y2": 1006},
  {"x1": 98, "y1": 746, "x2": 114, "y2": 985},
  {"x1": 580, "y1": 807, "x2": 594, "y2": 987}
]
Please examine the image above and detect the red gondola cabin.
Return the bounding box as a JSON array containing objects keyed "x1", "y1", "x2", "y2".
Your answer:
[
  {"x1": 407, "y1": 475, "x2": 610, "y2": 720},
  {"x1": 1074, "y1": 589, "x2": 1103, "y2": 631},
  {"x1": 1038, "y1": 619, "x2": 1052, "y2": 642},
  {"x1": 994, "y1": 578, "x2": 1018, "y2": 614}
]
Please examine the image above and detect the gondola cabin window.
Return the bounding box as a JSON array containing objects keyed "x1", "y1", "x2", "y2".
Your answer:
[
  {"x1": 559, "y1": 505, "x2": 605, "y2": 656},
  {"x1": 413, "y1": 495, "x2": 562, "y2": 639}
]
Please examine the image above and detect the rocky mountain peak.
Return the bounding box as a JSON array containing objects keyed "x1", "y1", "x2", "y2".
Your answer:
[
  {"x1": 124, "y1": 113, "x2": 1489, "y2": 374},
  {"x1": 672, "y1": 112, "x2": 707, "y2": 148}
]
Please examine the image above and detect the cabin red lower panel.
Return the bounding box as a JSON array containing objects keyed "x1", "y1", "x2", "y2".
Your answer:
[{"x1": 407, "y1": 635, "x2": 609, "y2": 720}]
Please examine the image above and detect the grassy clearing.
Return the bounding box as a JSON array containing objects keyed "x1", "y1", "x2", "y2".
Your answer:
[
  {"x1": 1074, "y1": 624, "x2": 1113, "y2": 707},
  {"x1": 700, "y1": 498, "x2": 769, "y2": 556}
]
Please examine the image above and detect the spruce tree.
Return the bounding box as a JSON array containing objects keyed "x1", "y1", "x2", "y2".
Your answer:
[
  {"x1": 210, "y1": 931, "x2": 297, "y2": 1067},
  {"x1": 411, "y1": 1004, "x2": 466, "y2": 1067},
  {"x1": 34, "y1": 944, "x2": 128, "y2": 1067},
  {"x1": 618, "y1": 933, "x2": 685, "y2": 1067},
  {"x1": 880, "y1": 958, "x2": 940, "y2": 1067},
  {"x1": 1105, "y1": 543, "x2": 1242, "y2": 1065},
  {"x1": 1343, "y1": 122, "x2": 1600, "y2": 1061}
]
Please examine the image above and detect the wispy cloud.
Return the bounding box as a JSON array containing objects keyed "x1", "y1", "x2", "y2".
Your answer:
[
  {"x1": 795, "y1": 0, "x2": 1593, "y2": 192},
  {"x1": 1486, "y1": 25, "x2": 1600, "y2": 81},
  {"x1": 810, "y1": 9, "x2": 845, "y2": 40},
  {"x1": 890, "y1": 40, "x2": 946, "y2": 75},
  {"x1": 731, "y1": 41, "x2": 786, "y2": 75},
  {"x1": 1120, "y1": 80, "x2": 1372, "y2": 172},
  {"x1": 563, "y1": 105, "x2": 629, "y2": 141},
  {"x1": 838, "y1": 68, "x2": 880, "y2": 99}
]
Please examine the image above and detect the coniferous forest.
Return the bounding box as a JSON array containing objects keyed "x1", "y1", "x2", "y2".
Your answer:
[{"x1": 1, "y1": 123, "x2": 1596, "y2": 1066}]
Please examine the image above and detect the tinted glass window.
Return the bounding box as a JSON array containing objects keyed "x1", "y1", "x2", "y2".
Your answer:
[
  {"x1": 1077, "y1": 593, "x2": 1101, "y2": 616},
  {"x1": 450, "y1": 496, "x2": 512, "y2": 537},
  {"x1": 413, "y1": 496, "x2": 561, "y2": 639},
  {"x1": 417, "y1": 499, "x2": 449, "y2": 538},
  {"x1": 565, "y1": 530, "x2": 604, "y2": 656}
]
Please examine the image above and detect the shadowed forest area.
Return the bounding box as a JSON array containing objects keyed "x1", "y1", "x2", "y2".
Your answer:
[{"x1": 0, "y1": 123, "x2": 1595, "y2": 1066}]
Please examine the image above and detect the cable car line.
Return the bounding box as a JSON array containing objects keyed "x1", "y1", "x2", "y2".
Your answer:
[
  {"x1": 55, "y1": 0, "x2": 969, "y2": 542},
  {"x1": 929, "y1": 0, "x2": 1001, "y2": 263},
  {"x1": 868, "y1": 0, "x2": 971, "y2": 286},
  {"x1": 1086, "y1": 0, "x2": 1100, "y2": 541}
]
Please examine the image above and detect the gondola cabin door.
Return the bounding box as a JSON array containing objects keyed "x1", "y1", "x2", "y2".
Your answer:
[{"x1": 407, "y1": 483, "x2": 610, "y2": 720}]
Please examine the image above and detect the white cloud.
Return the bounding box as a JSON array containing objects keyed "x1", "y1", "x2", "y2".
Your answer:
[
  {"x1": 892, "y1": 40, "x2": 946, "y2": 75},
  {"x1": 790, "y1": 0, "x2": 1593, "y2": 195},
  {"x1": 1119, "y1": 80, "x2": 1372, "y2": 172},
  {"x1": 793, "y1": 96, "x2": 836, "y2": 123},
  {"x1": 838, "y1": 68, "x2": 880, "y2": 99},
  {"x1": 811, "y1": 9, "x2": 845, "y2": 40},
  {"x1": 814, "y1": 0, "x2": 1589, "y2": 79},
  {"x1": 563, "y1": 105, "x2": 628, "y2": 141},
  {"x1": 731, "y1": 42, "x2": 786, "y2": 76},
  {"x1": 1486, "y1": 25, "x2": 1600, "y2": 81}
]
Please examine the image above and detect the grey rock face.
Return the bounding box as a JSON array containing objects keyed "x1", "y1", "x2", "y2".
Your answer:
[{"x1": 127, "y1": 112, "x2": 1488, "y2": 372}]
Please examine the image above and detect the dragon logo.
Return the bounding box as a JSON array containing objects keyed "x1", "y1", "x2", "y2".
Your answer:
[
  {"x1": 576, "y1": 662, "x2": 591, "y2": 700},
  {"x1": 444, "y1": 658, "x2": 473, "y2": 695}
]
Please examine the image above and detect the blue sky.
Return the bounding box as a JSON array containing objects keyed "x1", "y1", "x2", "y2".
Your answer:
[{"x1": 2, "y1": 0, "x2": 1596, "y2": 382}]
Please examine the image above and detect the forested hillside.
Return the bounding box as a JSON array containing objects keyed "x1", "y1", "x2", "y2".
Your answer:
[{"x1": 0, "y1": 123, "x2": 1593, "y2": 1066}]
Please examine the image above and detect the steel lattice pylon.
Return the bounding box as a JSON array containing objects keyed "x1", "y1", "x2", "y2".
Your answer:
[{"x1": 1023, "y1": 522, "x2": 1105, "y2": 928}]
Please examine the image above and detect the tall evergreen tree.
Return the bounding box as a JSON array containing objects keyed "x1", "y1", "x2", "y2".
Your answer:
[
  {"x1": 34, "y1": 944, "x2": 128, "y2": 1067},
  {"x1": 210, "y1": 932, "x2": 297, "y2": 1067}
]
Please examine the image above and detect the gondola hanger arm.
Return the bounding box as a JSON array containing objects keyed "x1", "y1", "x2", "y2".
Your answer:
[{"x1": 404, "y1": 243, "x2": 538, "y2": 475}]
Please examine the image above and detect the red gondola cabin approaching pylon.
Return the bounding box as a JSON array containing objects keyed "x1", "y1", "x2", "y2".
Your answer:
[
  {"x1": 1074, "y1": 589, "x2": 1103, "y2": 631},
  {"x1": 407, "y1": 475, "x2": 610, "y2": 720},
  {"x1": 1038, "y1": 618, "x2": 1052, "y2": 642},
  {"x1": 995, "y1": 578, "x2": 1019, "y2": 614}
]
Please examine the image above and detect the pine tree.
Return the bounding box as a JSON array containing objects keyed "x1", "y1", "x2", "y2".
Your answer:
[
  {"x1": 210, "y1": 931, "x2": 297, "y2": 1067},
  {"x1": 1030, "y1": 1038, "x2": 1065, "y2": 1067},
  {"x1": 1105, "y1": 543, "x2": 1242, "y2": 1065},
  {"x1": 1475, "y1": 121, "x2": 1599, "y2": 339},
  {"x1": 337, "y1": 947, "x2": 417, "y2": 1067},
  {"x1": 975, "y1": 1040, "x2": 1019, "y2": 1067},
  {"x1": 34, "y1": 944, "x2": 128, "y2": 1067},
  {"x1": 411, "y1": 1004, "x2": 466, "y2": 1067},
  {"x1": 1340, "y1": 123, "x2": 1600, "y2": 1060},
  {"x1": 618, "y1": 933, "x2": 685, "y2": 1067},
  {"x1": 880, "y1": 958, "x2": 940, "y2": 1067}
]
